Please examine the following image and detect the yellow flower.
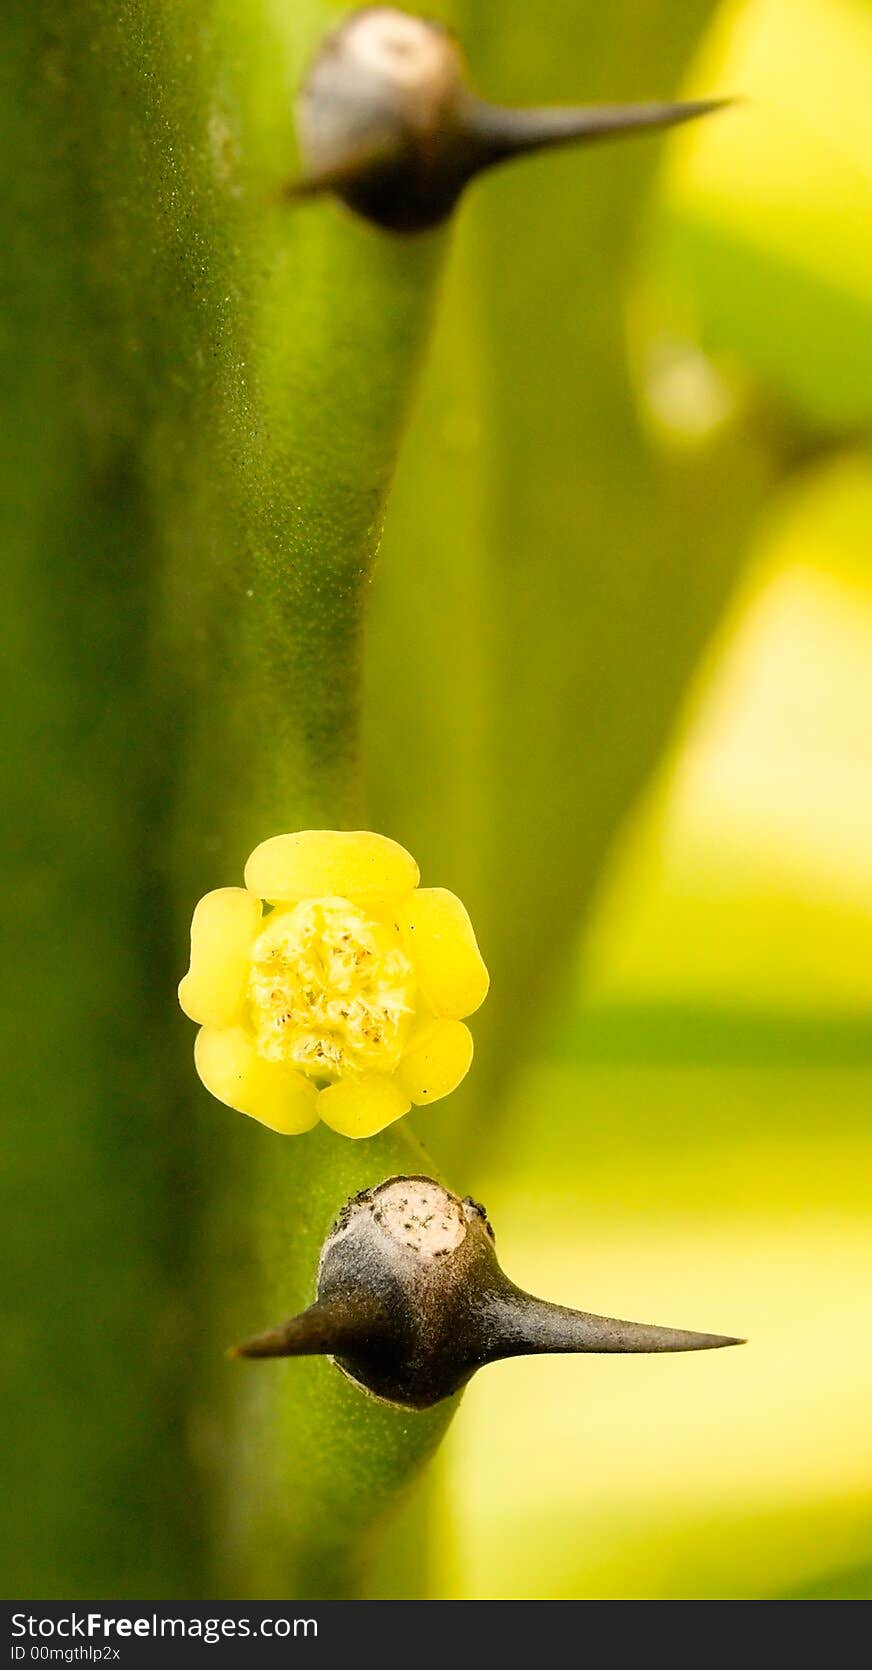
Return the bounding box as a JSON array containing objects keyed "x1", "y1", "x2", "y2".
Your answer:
[{"x1": 178, "y1": 830, "x2": 489, "y2": 1139}]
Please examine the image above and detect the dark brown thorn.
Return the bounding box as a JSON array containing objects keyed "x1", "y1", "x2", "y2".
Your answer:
[
  {"x1": 465, "y1": 96, "x2": 736, "y2": 170},
  {"x1": 489, "y1": 1285, "x2": 743, "y2": 1359},
  {"x1": 228, "y1": 1293, "x2": 387, "y2": 1361},
  {"x1": 291, "y1": 10, "x2": 737, "y2": 233}
]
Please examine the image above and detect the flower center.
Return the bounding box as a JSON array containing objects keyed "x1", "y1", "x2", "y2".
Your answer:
[{"x1": 247, "y1": 897, "x2": 415, "y2": 1082}]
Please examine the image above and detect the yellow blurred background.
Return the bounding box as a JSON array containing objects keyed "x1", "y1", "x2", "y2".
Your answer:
[{"x1": 427, "y1": 0, "x2": 872, "y2": 1600}]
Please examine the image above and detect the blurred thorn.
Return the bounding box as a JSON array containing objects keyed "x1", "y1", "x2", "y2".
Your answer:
[{"x1": 291, "y1": 9, "x2": 737, "y2": 232}]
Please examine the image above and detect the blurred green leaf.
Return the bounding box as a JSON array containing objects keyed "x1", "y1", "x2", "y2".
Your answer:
[{"x1": 366, "y1": 0, "x2": 774, "y2": 1165}]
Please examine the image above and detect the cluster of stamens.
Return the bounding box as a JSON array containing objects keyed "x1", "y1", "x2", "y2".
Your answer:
[{"x1": 247, "y1": 897, "x2": 416, "y2": 1082}]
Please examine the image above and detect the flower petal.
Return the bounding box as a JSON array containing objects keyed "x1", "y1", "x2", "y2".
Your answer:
[
  {"x1": 397, "y1": 1019, "x2": 473, "y2": 1106},
  {"x1": 178, "y1": 888, "x2": 261, "y2": 1028},
  {"x1": 397, "y1": 887, "x2": 489, "y2": 1017},
  {"x1": 317, "y1": 1075, "x2": 411, "y2": 1139},
  {"x1": 244, "y1": 829, "x2": 419, "y2": 906},
  {"x1": 194, "y1": 1026, "x2": 318, "y2": 1134}
]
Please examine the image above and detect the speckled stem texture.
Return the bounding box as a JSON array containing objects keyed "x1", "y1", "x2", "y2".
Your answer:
[{"x1": 2, "y1": 0, "x2": 455, "y2": 1600}]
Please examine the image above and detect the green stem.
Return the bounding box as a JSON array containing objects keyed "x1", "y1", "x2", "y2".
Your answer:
[{"x1": 2, "y1": 0, "x2": 457, "y2": 1601}]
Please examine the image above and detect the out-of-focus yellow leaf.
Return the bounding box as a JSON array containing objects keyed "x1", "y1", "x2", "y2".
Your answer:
[
  {"x1": 428, "y1": 445, "x2": 872, "y2": 1599},
  {"x1": 434, "y1": 1061, "x2": 872, "y2": 1598},
  {"x1": 586, "y1": 456, "x2": 872, "y2": 1012},
  {"x1": 642, "y1": 0, "x2": 872, "y2": 427}
]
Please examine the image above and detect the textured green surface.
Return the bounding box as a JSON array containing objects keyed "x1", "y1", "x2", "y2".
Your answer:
[{"x1": 1, "y1": 0, "x2": 454, "y2": 1599}]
